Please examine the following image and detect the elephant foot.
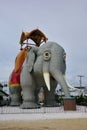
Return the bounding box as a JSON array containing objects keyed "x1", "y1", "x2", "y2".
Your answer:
[
  {"x1": 10, "y1": 101, "x2": 21, "y2": 106},
  {"x1": 20, "y1": 101, "x2": 40, "y2": 109}
]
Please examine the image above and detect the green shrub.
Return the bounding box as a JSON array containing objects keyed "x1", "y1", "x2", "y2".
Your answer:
[{"x1": 75, "y1": 95, "x2": 87, "y2": 106}]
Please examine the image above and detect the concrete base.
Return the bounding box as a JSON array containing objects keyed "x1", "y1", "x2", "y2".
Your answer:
[{"x1": 63, "y1": 97, "x2": 76, "y2": 111}]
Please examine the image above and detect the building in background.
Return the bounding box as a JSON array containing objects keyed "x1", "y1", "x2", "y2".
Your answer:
[{"x1": 1, "y1": 81, "x2": 9, "y2": 94}]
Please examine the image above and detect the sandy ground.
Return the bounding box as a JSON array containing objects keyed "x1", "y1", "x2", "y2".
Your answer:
[
  {"x1": 0, "y1": 106, "x2": 87, "y2": 130},
  {"x1": 0, "y1": 119, "x2": 87, "y2": 130}
]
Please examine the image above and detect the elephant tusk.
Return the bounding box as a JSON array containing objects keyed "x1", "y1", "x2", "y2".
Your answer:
[{"x1": 43, "y1": 72, "x2": 50, "y2": 91}]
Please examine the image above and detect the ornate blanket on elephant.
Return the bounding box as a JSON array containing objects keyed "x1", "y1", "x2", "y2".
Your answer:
[
  {"x1": 14, "y1": 48, "x2": 27, "y2": 72},
  {"x1": 9, "y1": 48, "x2": 27, "y2": 86}
]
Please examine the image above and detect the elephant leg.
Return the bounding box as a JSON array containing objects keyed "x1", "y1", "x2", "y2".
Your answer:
[
  {"x1": 20, "y1": 69, "x2": 39, "y2": 109},
  {"x1": 20, "y1": 86, "x2": 39, "y2": 109},
  {"x1": 9, "y1": 86, "x2": 22, "y2": 106},
  {"x1": 44, "y1": 87, "x2": 55, "y2": 106},
  {"x1": 44, "y1": 80, "x2": 57, "y2": 106}
]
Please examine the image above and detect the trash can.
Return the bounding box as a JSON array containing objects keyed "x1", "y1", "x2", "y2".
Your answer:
[{"x1": 63, "y1": 97, "x2": 76, "y2": 111}]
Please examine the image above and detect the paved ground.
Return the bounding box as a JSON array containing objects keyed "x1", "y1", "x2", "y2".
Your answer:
[{"x1": 0, "y1": 106, "x2": 87, "y2": 121}]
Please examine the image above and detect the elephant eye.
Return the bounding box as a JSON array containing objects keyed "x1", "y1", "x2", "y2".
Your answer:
[{"x1": 43, "y1": 51, "x2": 51, "y2": 61}]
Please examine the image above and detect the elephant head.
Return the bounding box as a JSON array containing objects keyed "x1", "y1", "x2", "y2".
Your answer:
[
  {"x1": 20, "y1": 41, "x2": 74, "y2": 108},
  {"x1": 26, "y1": 41, "x2": 70, "y2": 96}
]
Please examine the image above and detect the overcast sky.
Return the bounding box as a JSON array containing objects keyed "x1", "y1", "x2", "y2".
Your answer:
[{"x1": 0, "y1": 0, "x2": 87, "y2": 86}]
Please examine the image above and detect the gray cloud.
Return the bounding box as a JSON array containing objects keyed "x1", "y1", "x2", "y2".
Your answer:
[{"x1": 0, "y1": 0, "x2": 87, "y2": 86}]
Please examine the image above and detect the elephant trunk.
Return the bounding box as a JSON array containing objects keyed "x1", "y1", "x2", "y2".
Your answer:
[
  {"x1": 51, "y1": 70, "x2": 70, "y2": 97},
  {"x1": 42, "y1": 61, "x2": 76, "y2": 97}
]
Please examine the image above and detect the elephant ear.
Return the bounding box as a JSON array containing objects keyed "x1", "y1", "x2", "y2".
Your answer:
[{"x1": 26, "y1": 48, "x2": 35, "y2": 72}]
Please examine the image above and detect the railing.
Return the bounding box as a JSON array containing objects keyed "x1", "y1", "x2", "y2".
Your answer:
[{"x1": 0, "y1": 105, "x2": 87, "y2": 114}]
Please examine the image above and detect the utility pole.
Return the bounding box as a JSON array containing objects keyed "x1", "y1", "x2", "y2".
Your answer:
[{"x1": 77, "y1": 75, "x2": 84, "y2": 88}]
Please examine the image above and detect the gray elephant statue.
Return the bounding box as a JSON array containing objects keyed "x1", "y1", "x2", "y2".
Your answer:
[{"x1": 19, "y1": 41, "x2": 71, "y2": 108}]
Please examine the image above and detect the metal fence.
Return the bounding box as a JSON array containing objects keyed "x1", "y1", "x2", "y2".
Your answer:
[{"x1": 0, "y1": 105, "x2": 87, "y2": 114}]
